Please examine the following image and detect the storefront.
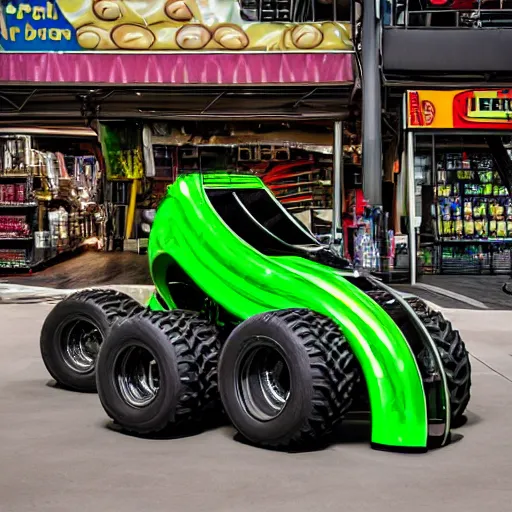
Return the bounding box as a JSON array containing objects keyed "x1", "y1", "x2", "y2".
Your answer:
[
  {"x1": 98, "y1": 120, "x2": 366, "y2": 255},
  {"x1": 0, "y1": 126, "x2": 104, "y2": 269},
  {"x1": 0, "y1": 0, "x2": 360, "y2": 272},
  {"x1": 405, "y1": 89, "x2": 512, "y2": 280}
]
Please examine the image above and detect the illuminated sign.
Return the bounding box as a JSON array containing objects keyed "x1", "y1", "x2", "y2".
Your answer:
[
  {"x1": 407, "y1": 89, "x2": 512, "y2": 129},
  {"x1": 457, "y1": 90, "x2": 512, "y2": 123}
]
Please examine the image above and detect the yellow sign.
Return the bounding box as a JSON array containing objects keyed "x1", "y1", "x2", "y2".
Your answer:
[
  {"x1": 0, "y1": 1, "x2": 352, "y2": 52},
  {"x1": 62, "y1": 0, "x2": 349, "y2": 51},
  {"x1": 407, "y1": 89, "x2": 512, "y2": 130}
]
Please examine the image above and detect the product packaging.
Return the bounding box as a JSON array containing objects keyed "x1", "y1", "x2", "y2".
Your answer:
[
  {"x1": 15, "y1": 184, "x2": 25, "y2": 203},
  {"x1": 4, "y1": 184, "x2": 15, "y2": 203}
]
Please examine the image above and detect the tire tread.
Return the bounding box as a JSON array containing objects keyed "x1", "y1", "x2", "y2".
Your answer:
[
  {"x1": 365, "y1": 291, "x2": 471, "y2": 422},
  {"x1": 405, "y1": 297, "x2": 471, "y2": 421},
  {"x1": 116, "y1": 309, "x2": 221, "y2": 432},
  {"x1": 40, "y1": 288, "x2": 143, "y2": 392},
  {"x1": 70, "y1": 288, "x2": 144, "y2": 323},
  {"x1": 255, "y1": 309, "x2": 359, "y2": 447}
]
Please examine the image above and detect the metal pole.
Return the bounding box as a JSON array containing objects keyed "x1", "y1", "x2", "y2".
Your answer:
[
  {"x1": 361, "y1": 0, "x2": 383, "y2": 209},
  {"x1": 406, "y1": 130, "x2": 417, "y2": 284},
  {"x1": 332, "y1": 121, "x2": 343, "y2": 244},
  {"x1": 395, "y1": 149, "x2": 406, "y2": 226}
]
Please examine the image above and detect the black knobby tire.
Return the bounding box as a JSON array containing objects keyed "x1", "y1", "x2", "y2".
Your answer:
[
  {"x1": 185, "y1": 309, "x2": 223, "y2": 417},
  {"x1": 96, "y1": 309, "x2": 221, "y2": 434},
  {"x1": 40, "y1": 288, "x2": 143, "y2": 392},
  {"x1": 365, "y1": 291, "x2": 471, "y2": 423},
  {"x1": 405, "y1": 297, "x2": 471, "y2": 424},
  {"x1": 218, "y1": 309, "x2": 359, "y2": 448}
]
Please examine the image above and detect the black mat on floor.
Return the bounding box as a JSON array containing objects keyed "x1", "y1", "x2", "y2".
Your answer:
[
  {"x1": 0, "y1": 250, "x2": 152, "y2": 289},
  {"x1": 393, "y1": 284, "x2": 478, "y2": 310},
  {"x1": 419, "y1": 275, "x2": 512, "y2": 311}
]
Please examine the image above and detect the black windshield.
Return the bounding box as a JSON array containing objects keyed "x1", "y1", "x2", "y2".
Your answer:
[
  {"x1": 206, "y1": 187, "x2": 352, "y2": 270},
  {"x1": 234, "y1": 189, "x2": 318, "y2": 245},
  {"x1": 206, "y1": 189, "x2": 308, "y2": 256}
]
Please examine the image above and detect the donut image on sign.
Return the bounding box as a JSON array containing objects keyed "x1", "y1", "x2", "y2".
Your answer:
[{"x1": 48, "y1": 0, "x2": 353, "y2": 51}]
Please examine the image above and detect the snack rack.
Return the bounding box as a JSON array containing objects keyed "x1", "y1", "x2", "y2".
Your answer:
[{"x1": 434, "y1": 150, "x2": 512, "y2": 274}]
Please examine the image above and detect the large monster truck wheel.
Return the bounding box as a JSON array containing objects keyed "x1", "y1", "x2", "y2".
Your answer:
[
  {"x1": 365, "y1": 291, "x2": 471, "y2": 425},
  {"x1": 218, "y1": 309, "x2": 359, "y2": 449},
  {"x1": 405, "y1": 297, "x2": 471, "y2": 424},
  {"x1": 96, "y1": 309, "x2": 221, "y2": 434},
  {"x1": 40, "y1": 289, "x2": 143, "y2": 392}
]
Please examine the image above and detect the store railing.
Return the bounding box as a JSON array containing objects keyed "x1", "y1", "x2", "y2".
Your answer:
[
  {"x1": 386, "y1": 0, "x2": 512, "y2": 27},
  {"x1": 238, "y1": 0, "x2": 351, "y2": 23}
]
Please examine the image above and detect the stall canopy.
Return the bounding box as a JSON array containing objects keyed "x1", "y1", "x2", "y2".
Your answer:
[
  {"x1": 0, "y1": 0, "x2": 355, "y2": 120},
  {"x1": 0, "y1": 52, "x2": 353, "y2": 86},
  {"x1": 0, "y1": 85, "x2": 354, "y2": 121}
]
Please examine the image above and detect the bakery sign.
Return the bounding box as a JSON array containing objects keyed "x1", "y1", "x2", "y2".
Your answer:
[{"x1": 0, "y1": 0, "x2": 352, "y2": 52}]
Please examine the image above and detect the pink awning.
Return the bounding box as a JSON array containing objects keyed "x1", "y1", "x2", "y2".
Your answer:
[{"x1": 0, "y1": 52, "x2": 353, "y2": 85}]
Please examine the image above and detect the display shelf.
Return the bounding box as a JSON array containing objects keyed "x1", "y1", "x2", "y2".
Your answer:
[
  {"x1": 440, "y1": 238, "x2": 512, "y2": 243},
  {"x1": 422, "y1": 146, "x2": 512, "y2": 274},
  {"x1": 435, "y1": 239, "x2": 512, "y2": 275},
  {"x1": 0, "y1": 134, "x2": 104, "y2": 272},
  {"x1": 438, "y1": 195, "x2": 509, "y2": 199},
  {"x1": 436, "y1": 150, "x2": 512, "y2": 242},
  {"x1": 269, "y1": 180, "x2": 331, "y2": 190},
  {"x1": 0, "y1": 244, "x2": 30, "y2": 271},
  {"x1": 0, "y1": 203, "x2": 37, "y2": 208}
]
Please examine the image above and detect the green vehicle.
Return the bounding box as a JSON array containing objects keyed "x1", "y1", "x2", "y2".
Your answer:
[{"x1": 40, "y1": 172, "x2": 471, "y2": 452}]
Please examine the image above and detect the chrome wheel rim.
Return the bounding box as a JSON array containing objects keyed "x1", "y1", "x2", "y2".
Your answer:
[
  {"x1": 237, "y1": 337, "x2": 291, "y2": 422},
  {"x1": 61, "y1": 319, "x2": 102, "y2": 374},
  {"x1": 115, "y1": 345, "x2": 160, "y2": 408}
]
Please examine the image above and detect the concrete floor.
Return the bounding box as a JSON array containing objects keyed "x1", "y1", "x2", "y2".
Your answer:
[{"x1": 1, "y1": 304, "x2": 512, "y2": 512}]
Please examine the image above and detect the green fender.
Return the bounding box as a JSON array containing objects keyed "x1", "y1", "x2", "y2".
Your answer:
[
  {"x1": 146, "y1": 291, "x2": 166, "y2": 311},
  {"x1": 148, "y1": 174, "x2": 428, "y2": 450}
]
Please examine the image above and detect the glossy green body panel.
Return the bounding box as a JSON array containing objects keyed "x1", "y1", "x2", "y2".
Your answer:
[
  {"x1": 148, "y1": 173, "x2": 428, "y2": 449},
  {"x1": 146, "y1": 292, "x2": 167, "y2": 311}
]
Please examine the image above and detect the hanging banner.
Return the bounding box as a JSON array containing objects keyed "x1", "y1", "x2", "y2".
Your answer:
[
  {"x1": 0, "y1": 0, "x2": 352, "y2": 52},
  {"x1": 407, "y1": 89, "x2": 512, "y2": 130},
  {"x1": 99, "y1": 123, "x2": 144, "y2": 181}
]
